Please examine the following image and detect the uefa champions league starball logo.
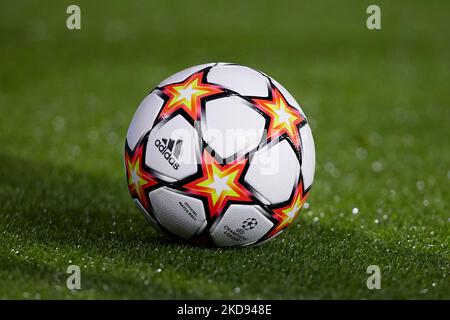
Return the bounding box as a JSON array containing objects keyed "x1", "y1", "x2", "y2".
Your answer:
[{"x1": 241, "y1": 218, "x2": 258, "y2": 231}]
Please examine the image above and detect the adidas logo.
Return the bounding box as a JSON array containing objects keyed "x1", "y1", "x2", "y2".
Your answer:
[{"x1": 154, "y1": 138, "x2": 183, "y2": 170}]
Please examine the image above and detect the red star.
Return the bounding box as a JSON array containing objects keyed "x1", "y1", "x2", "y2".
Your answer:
[
  {"x1": 125, "y1": 143, "x2": 157, "y2": 208},
  {"x1": 267, "y1": 181, "x2": 308, "y2": 237},
  {"x1": 252, "y1": 86, "x2": 305, "y2": 149},
  {"x1": 183, "y1": 151, "x2": 252, "y2": 218},
  {"x1": 159, "y1": 71, "x2": 224, "y2": 121}
]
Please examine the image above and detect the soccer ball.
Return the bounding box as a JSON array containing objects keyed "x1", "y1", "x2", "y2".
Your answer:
[{"x1": 124, "y1": 63, "x2": 315, "y2": 247}]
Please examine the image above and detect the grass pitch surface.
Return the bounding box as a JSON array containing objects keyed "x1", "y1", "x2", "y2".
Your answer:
[{"x1": 0, "y1": 0, "x2": 448, "y2": 299}]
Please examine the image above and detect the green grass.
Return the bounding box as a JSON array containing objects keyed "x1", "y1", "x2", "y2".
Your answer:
[{"x1": 0, "y1": 0, "x2": 448, "y2": 299}]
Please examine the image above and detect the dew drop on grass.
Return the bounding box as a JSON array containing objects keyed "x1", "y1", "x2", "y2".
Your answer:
[
  {"x1": 303, "y1": 202, "x2": 310, "y2": 209},
  {"x1": 371, "y1": 161, "x2": 383, "y2": 173},
  {"x1": 355, "y1": 147, "x2": 367, "y2": 160},
  {"x1": 53, "y1": 116, "x2": 65, "y2": 132},
  {"x1": 423, "y1": 199, "x2": 429, "y2": 207},
  {"x1": 88, "y1": 130, "x2": 99, "y2": 142},
  {"x1": 324, "y1": 162, "x2": 335, "y2": 173},
  {"x1": 108, "y1": 132, "x2": 117, "y2": 145},
  {"x1": 416, "y1": 181, "x2": 425, "y2": 191},
  {"x1": 234, "y1": 287, "x2": 241, "y2": 294},
  {"x1": 156, "y1": 268, "x2": 162, "y2": 273},
  {"x1": 70, "y1": 145, "x2": 81, "y2": 157},
  {"x1": 352, "y1": 208, "x2": 359, "y2": 215},
  {"x1": 374, "y1": 219, "x2": 380, "y2": 224}
]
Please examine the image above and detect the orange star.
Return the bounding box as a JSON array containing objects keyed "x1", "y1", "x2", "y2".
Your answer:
[
  {"x1": 159, "y1": 71, "x2": 224, "y2": 121},
  {"x1": 267, "y1": 181, "x2": 308, "y2": 237},
  {"x1": 183, "y1": 151, "x2": 252, "y2": 218},
  {"x1": 125, "y1": 143, "x2": 158, "y2": 208},
  {"x1": 252, "y1": 86, "x2": 305, "y2": 149}
]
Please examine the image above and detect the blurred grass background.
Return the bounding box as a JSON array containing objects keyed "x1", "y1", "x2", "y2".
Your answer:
[{"x1": 0, "y1": 0, "x2": 448, "y2": 299}]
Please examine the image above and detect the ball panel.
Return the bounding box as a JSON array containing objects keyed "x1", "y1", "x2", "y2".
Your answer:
[
  {"x1": 207, "y1": 65, "x2": 269, "y2": 97},
  {"x1": 158, "y1": 63, "x2": 215, "y2": 87},
  {"x1": 133, "y1": 199, "x2": 162, "y2": 232},
  {"x1": 203, "y1": 96, "x2": 265, "y2": 160},
  {"x1": 145, "y1": 114, "x2": 200, "y2": 182},
  {"x1": 148, "y1": 187, "x2": 207, "y2": 239},
  {"x1": 209, "y1": 205, "x2": 273, "y2": 247},
  {"x1": 299, "y1": 124, "x2": 315, "y2": 189},
  {"x1": 244, "y1": 139, "x2": 300, "y2": 205},
  {"x1": 126, "y1": 91, "x2": 164, "y2": 150}
]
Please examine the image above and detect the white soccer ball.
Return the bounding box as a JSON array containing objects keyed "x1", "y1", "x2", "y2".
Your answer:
[{"x1": 125, "y1": 63, "x2": 315, "y2": 247}]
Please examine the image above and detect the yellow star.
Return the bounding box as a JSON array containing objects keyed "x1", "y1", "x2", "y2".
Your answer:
[
  {"x1": 159, "y1": 71, "x2": 223, "y2": 120},
  {"x1": 125, "y1": 143, "x2": 157, "y2": 208},
  {"x1": 268, "y1": 181, "x2": 308, "y2": 237},
  {"x1": 184, "y1": 151, "x2": 252, "y2": 218},
  {"x1": 252, "y1": 86, "x2": 305, "y2": 149}
]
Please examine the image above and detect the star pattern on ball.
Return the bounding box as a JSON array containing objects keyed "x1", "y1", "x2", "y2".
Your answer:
[
  {"x1": 183, "y1": 150, "x2": 252, "y2": 218},
  {"x1": 159, "y1": 71, "x2": 224, "y2": 121},
  {"x1": 252, "y1": 85, "x2": 305, "y2": 149},
  {"x1": 125, "y1": 143, "x2": 158, "y2": 208},
  {"x1": 268, "y1": 181, "x2": 308, "y2": 237}
]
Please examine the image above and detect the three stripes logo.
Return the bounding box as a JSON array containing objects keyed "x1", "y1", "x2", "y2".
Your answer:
[{"x1": 154, "y1": 138, "x2": 183, "y2": 170}]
